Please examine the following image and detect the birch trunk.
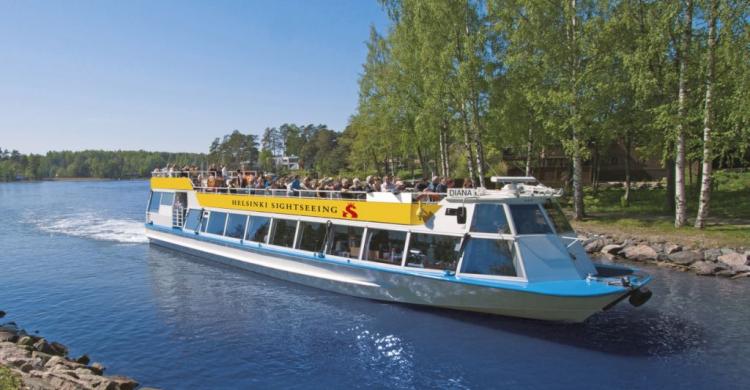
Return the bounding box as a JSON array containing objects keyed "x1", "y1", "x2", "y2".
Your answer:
[
  {"x1": 675, "y1": 0, "x2": 693, "y2": 227},
  {"x1": 624, "y1": 130, "x2": 632, "y2": 207},
  {"x1": 461, "y1": 107, "x2": 477, "y2": 186},
  {"x1": 570, "y1": 0, "x2": 584, "y2": 220},
  {"x1": 695, "y1": 0, "x2": 717, "y2": 229},
  {"x1": 525, "y1": 127, "x2": 533, "y2": 177},
  {"x1": 439, "y1": 120, "x2": 450, "y2": 178},
  {"x1": 471, "y1": 104, "x2": 486, "y2": 188}
]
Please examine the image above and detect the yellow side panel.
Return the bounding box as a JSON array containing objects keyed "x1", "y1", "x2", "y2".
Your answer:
[
  {"x1": 150, "y1": 177, "x2": 194, "y2": 191},
  {"x1": 195, "y1": 192, "x2": 441, "y2": 225}
]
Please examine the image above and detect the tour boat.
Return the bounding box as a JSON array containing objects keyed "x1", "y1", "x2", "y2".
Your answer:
[{"x1": 144, "y1": 174, "x2": 652, "y2": 322}]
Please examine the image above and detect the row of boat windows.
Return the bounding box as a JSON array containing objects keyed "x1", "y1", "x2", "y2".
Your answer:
[{"x1": 182, "y1": 209, "x2": 519, "y2": 277}]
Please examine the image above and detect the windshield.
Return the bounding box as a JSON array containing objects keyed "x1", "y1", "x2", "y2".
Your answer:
[
  {"x1": 508, "y1": 204, "x2": 553, "y2": 235},
  {"x1": 542, "y1": 199, "x2": 574, "y2": 234}
]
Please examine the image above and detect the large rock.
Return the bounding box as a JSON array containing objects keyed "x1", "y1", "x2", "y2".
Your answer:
[
  {"x1": 664, "y1": 244, "x2": 682, "y2": 255},
  {"x1": 716, "y1": 269, "x2": 737, "y2": 277},
  {"x1": 691, "y1": 261, "x2": 720, "y2": 276},
  {"x1": 33, "y1": 338, "x2": 56, "y2": 355},
  {"x1": 0, "y1": 330, "x2": 18, "y2": 343},
  {"x1": 717, "y1": 252, "x2": 749, "y2": 271},
  {"x1": 731, "y1": 272, "x2": 750, "y2": 280},
  {"x1": 668, "y1": 250, "x2": 703, "y2": 266},
  {"x1": 584, "y1": 239, "x2": 605, "y2": 253},
  {"x1": 704, "y1": 248, "x2": 723, "y2": 262},
  {"x1": 109, "y1": 375, "x2": 140, "y2": 390},
  {"x1": 622, "y1": 244, "x2": 658, "y2": 261},
  {"x1": 601, "y1": 244, "x2": 624, "y2": 255},
  {"x1": 49, "y1": 341, "x2": 68, "y2": 357}
]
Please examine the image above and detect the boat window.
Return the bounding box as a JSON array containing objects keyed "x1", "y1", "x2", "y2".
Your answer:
[
  {"x1": 326, "y1": 225, "x2": 364, "y2": 259},
  {"x1": 270, "y1": 219, "x2": 298, "y2": 248},
  {"x1": 406, "y1": 233, "x2": 461, "y2": 271},
  {"x1": 160, "y1": 192, "x2": 175, "y2": 206},
  {"x1": 148, "y1": 192, "x2": 161, "y2": 213},
  {"x1": 206, "y1": 212, "x2": 228, "y2": 235},
  {"x1": 364, "y1": 229, "x2": 406, "y2": 265},
  {"x1": 470, "y1": 204, "x2": 510, "y2": 234},
  {"x1": 298, "y1": 221, "x2": 327, "y2": 252},
  {"x1": 184, "y1": 209, "x2": 202, "y2": 231},
  {"x1": 509, "y1": 204, "x2": 553, "y2": 235},
  {"x1": 460, "y1": 239, "x2": 517, "y2": 277},
  {"x1": 245, "y1": 216, "x2": 271, "y2": 243},
  {"x1": 542, "y1": 199, "x2": 574, "y2": 234},
  {"x1": 225, "y1": 213, "x2": 248, "y2": 239}
]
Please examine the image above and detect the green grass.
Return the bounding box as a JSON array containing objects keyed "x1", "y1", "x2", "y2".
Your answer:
[
  {"x1": 0, "y1": 365, "x2": 21, "y2": 390},
  {"x1": 562, "y1": 170, "x2": 750, "y2": 249}
]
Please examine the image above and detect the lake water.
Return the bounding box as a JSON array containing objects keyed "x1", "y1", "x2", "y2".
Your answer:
[{"x1": 1, "y1": 180, "x2": 748, "y2": 389}]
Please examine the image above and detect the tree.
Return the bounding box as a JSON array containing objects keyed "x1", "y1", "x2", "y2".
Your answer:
[
  {"x1": 674, "y1": 0, "x2": 694, "y2": 227},
  {"x1": 695, "y1": 0, "x2": 718, "y2": 229}
]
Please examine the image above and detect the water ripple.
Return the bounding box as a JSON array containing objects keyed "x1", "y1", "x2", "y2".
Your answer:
[{"x1": 26, "y1": 211, "x2": 147, "y2": 244}]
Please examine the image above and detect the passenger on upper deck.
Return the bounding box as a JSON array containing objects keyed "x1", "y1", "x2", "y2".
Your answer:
[
  {"x1": 381, "y1": 175, "x2": 395, "y2": 192},
  {"x1": 426, "y1": 176, "x2": 447, "y2": 193}
]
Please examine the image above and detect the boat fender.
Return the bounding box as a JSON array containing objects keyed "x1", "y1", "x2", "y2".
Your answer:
[{"x1": 628, "y1": 287, "x2": 652, "y2": 307}]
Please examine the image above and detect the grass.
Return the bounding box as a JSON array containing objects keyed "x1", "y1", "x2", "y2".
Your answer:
[
  {"x1": 0, "y1": 365, "x2": 21, "y2": 390},
  {"x1": 562, "y1": 170, "x2": 750, "y2": 249}
]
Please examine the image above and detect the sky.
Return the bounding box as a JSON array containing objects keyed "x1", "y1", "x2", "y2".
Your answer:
[{"x1": 0, "y1": 0, "x2": 390, "y2": 154}]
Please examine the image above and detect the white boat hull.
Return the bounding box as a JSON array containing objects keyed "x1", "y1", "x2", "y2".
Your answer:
[{"x1": 146, "y1": 228, "x2": 627, "y2": 322}]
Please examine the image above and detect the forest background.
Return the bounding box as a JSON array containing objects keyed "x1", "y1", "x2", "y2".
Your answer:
[{"x1": 1, "y1": 0, "x2": 748, "y2": 240}]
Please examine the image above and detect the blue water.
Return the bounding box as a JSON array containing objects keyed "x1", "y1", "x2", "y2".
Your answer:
[{"x1": 1, "y1": 180, "x2": 749, "y2": 389}]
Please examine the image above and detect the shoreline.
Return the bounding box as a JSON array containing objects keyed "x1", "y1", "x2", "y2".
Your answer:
[
  {"x1": 0, "y1": 311, "x2": 145, "y2": 390},
  {"x1": 578, "y1": 230, "x2": 750, "y2": 278}
]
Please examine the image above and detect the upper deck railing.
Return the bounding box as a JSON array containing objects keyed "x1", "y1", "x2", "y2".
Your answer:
[{"x1": 151, "y1": 170, "x2": 448, "y2": 203}]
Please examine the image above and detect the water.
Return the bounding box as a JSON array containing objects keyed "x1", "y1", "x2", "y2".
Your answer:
[{"x1": 1, "y1": 180, "x2": 748, "y2": 389}]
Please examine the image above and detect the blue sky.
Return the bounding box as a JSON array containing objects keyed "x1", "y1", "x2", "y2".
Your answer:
[{"x1": 0, "y1": 0, "x2": 389, "y2": 154}]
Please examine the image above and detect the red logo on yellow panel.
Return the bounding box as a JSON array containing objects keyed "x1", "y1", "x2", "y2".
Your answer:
[{"x1": 342, "y1": 203, "x2": 359, "y2": 218}]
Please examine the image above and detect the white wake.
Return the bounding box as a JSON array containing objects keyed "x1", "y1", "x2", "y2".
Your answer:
[{"x1": 33, "y1": 212, "x2": 148, "y2": 244}]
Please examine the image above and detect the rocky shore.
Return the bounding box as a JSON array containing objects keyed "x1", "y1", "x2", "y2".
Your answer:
[
  {"x1": 0, "y1": 311, "x2": 145, "y2": 390},
  {"x1": 578, "y1": 231, "x2": 750, "y2": 278}
]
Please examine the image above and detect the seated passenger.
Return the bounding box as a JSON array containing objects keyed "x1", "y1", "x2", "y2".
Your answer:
[{"x1": 463, "y1": 178, "x2": 474, "y2": 188}]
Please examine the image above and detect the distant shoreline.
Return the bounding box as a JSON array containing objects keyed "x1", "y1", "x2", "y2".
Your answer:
[{"x1": 1, "y1": 177, "x2": 148, "y2": 183}]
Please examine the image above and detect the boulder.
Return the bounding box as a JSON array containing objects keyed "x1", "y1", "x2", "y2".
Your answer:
[
  {"x1": 622, "y1": 244, "x2": 658, "y2": 262},
  {"x1": 30, "y1": 351, "x2": 53, "y2": 366},
  {"x1": 665, "y1": 244, "x2": 682, "y2": 255},
  {"x1": 17, "y1": 336, "x2": 36, "y2": 346},
  {"x1": 108, "y1": 375, "x2": 140, "y2": 390},
  {"x1": 0, "y1": 330, "x2": 18, "y2": 343},
  {"x1": 75, "y1": 354, "x2": 90, "y2": 365},
  {"x1": 90, "y1": 362, "x2": 106, "y2": 375},
  {"x1": 731, "y1": 272, "x2": 750, "y2": 280},
  {"x1": 717, "y1": 252, "x2": 749, "y2": 271},
  {"x1": 716, "y1": 270, "x2": 737, "y2": 278},
  {"x1": 704, "y1": 248, "x2": 723, "y2": 262},
  {"x1": 584, "y1": 239, "x2": 605, "y2": 253},
  {"x1": 601, "y1": 244, "x2": 624, "y2": 255},
  {"x1": 692, "y1": 261, "x2": 720, "y2": 276},
  {"x1": 668, "y1": 250, "x2": 703, "y2": 266},
  {"x1": 49, "y1": 341, "x2": 68, "y2": 357},
  {"x1": 33, "y1": 338, "x2": 56, "y2": 355}
]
